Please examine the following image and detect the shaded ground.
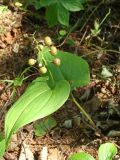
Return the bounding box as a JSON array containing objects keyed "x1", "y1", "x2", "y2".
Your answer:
[{"x1": 0, "y1": 2, "x2": 120, "y2": 160}]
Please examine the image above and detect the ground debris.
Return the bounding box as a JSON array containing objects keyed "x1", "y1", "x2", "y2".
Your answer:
[{"x1": 19, "y1": 142, "x2": 34, "y2": 160}]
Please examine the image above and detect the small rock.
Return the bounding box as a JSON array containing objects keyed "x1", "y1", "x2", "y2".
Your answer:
[
  {"x1": 115, "y1": 155, "x2": 120, "y2": 159},
  {"x1": 19, "y1": 142, "x2": 34, "y2": 160},
  {"x1": 107, "y1": 130, "x2": 120, "y2": 137},
  {"x1": 101, "y1": 65, "x2": 113, "y2": 78},
  {"x1": 13, "y1": 43, "x2": 19, "y2": 53},
  {"x1": 62, "y1": 119, "x2": 72, "y2": 129},
  {"x1": 40, "y1": 146, "x2": 48, "y2": 160},
  {"x1": 73, "y1": 116, "x2": 81, "y2": 126},
  {"x1": 84, "y1": 96, "x2": 101, "y2": 114}
]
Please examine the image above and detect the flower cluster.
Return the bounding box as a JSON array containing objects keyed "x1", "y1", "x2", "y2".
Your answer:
[{"x1": 28, "y1": 36, "x2": 61, "y2": 74}]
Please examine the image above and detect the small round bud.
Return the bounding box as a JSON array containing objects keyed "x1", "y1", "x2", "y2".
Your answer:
[
  {"x1": 15, "y1": 2, "x2": 23, "y2": 7},
  {"x1": 53, "y1": 58, "x2": 61, "y2": 66},
  {"x1": 39, "y1": 44, "x2": 44, "y2": 50},
  {"x1": 28, "y1": 58, "x2": 36, "y2": 66},
  {"x1": 44, "y1": 36, "x2": 52, "y2": 46},
  {"x1": 50, "y1": 46, "x2": 57, "y2": 55},
  {"x1": 39, "y1": 66, "x2": 47, "y2": 74}
]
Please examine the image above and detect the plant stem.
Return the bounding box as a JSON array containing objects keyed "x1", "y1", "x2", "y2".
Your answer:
[
  {"x1": 99, "y1": 8, "x2": 111, "y2": 27},
  {"x1": 71, "y1": 93, "x2": 97, "y2": 129},
  {"x1": 80, "y1": 0, "x2": 104, "y2": 32}
]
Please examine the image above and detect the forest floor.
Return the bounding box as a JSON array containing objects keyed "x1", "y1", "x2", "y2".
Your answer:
[{"x1": 0, "y1": 1, "x2": 120, "y2": 160}]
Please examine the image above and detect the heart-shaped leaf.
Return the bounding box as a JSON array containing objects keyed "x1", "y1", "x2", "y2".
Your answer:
[
  {"x1": 57, "y1": 51, "x2": 90, "y2": 88},
  {"x1": 44, "y1": 49, "x2": 90, "y2": 89},
  {"x1": 5, "y1": 80, "x2": 70, "y2": 146},
  {"x1": 68, "y1": 152, "x2": 95, "y2": 160},
  {"x1": 98, "y1": 143, "x2": 117, "y2": 160}
]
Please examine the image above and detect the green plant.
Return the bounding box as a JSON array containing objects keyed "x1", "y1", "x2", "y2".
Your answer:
[
  {"x1": 91, "y1": 8, "x2": 111, "y2": 37},
  {"x1": 68, "y1": 143, "x2": 118, "y2": 160},
  {"x1": 15, "y1": 0, "x2": 87, "y2": 26},
  {"x1": 91, "y1": 20, "x2": 101, "y2": 37},
  {"x1": 0, "y1": 36, "x2": 92, "y2": 158},
  {"x1": 0, "y1": 67, "x2": 31, "y2": 89}
]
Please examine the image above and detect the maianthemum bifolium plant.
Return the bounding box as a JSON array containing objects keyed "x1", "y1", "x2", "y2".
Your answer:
[{"x1": 0, "y1": 36, "x2": 91, "y2": 158}]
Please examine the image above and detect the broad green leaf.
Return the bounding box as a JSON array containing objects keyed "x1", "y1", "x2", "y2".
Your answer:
[
  {"x1": 45, "y1": 3, "x2": 58, "y2": 27},
  {"x1": 32, "y1": 76, "x2": 49, "y2": 83},
  {"x1": 60, "y1": 0, "x2": 84, "y2": 11},
  {"x1": 68, "y1": 152, "x2": 95, "y2": 160},
  {"x1": 98, "y1": 143, "x2": 117, "y2": 160},
  {"x1": 40, "y1": 0, "x2": 56, "y2": 6},
  {"x1": 34, "y1": 116, "x2": 57, "y2": 137},
  {"x1": 5, "y1": 80, "x2": 70, "y2": 146},
  {"x1": 57, "y1": 3, "x2": 69, "y2": 26},
  {"x1": 57, "y1": 51, "x2": 90, "y2": 88},
  {"x1": 47, "y1": 62, "x2": 64, "y2": 84},
  {"x1": 0, "y1": 133, "x2": 5, "y2": 158},
  {"x1": 44, "y1": 49, "x2": 90, "y2": 89}
]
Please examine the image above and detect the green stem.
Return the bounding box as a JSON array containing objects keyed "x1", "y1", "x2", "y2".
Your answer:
[
  {"x1": 71, "y1": 93, "x2": 97, "y2": 129},
  {"x1": 99, "y1": 8, "x2": 111, "y2": 27},
  {"x1": 80, "y1": 0, "x2": 104, "y2": 32}
]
